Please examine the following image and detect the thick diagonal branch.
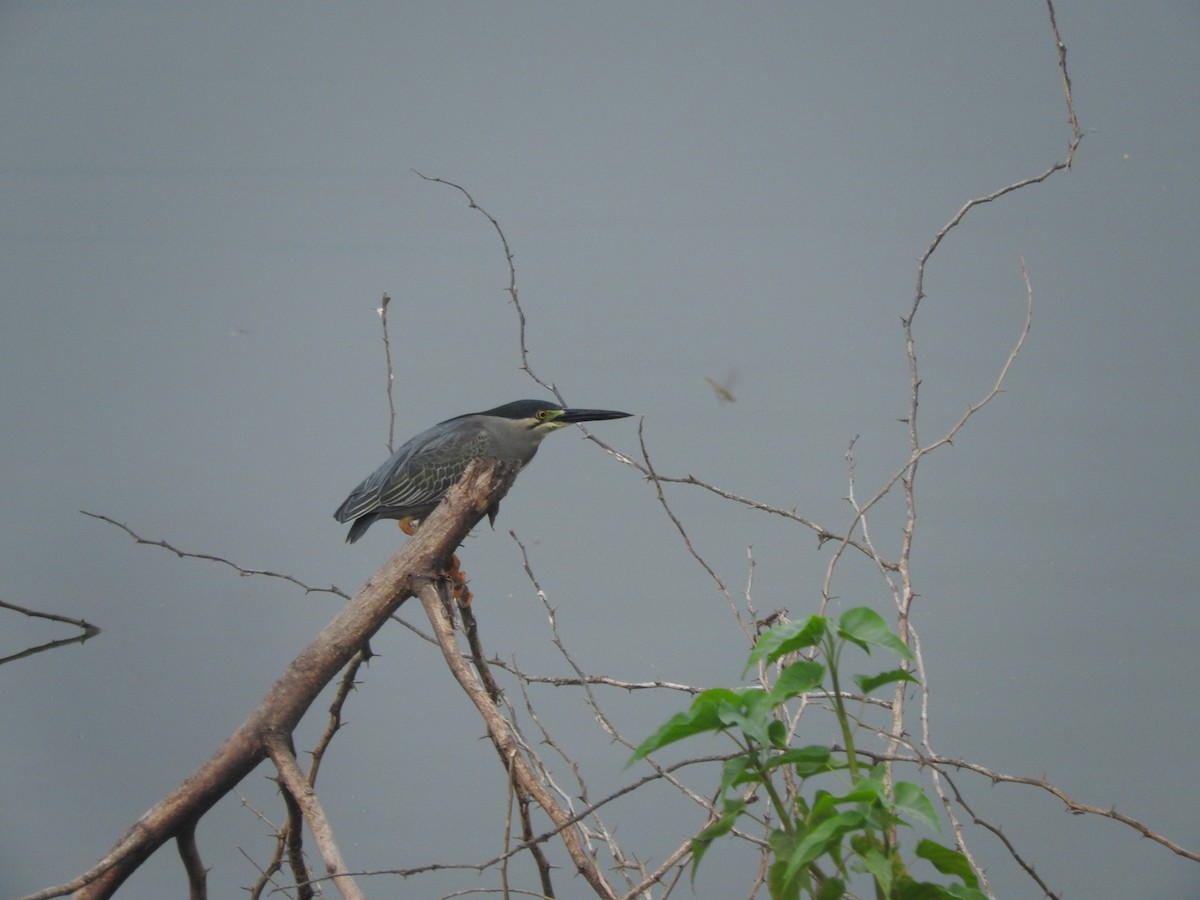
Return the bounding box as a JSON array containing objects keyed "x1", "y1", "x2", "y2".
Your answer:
[{"x1": 29, "y1": 460, "x2": 519, "y2": 900}]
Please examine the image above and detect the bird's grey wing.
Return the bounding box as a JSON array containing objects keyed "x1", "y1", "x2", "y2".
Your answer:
[
  {"x1": 376, "y1": 426, "x2": 501, "y2": 512},
  {"x1": 334, "y1": 422, "x2": 503, "y2": 523},
  {"x1": 333, "y1": 430, "x2": 438, "y2": 523},
  {"x1": 333, "y1": 450, "x2": 401, "y2": 522}
]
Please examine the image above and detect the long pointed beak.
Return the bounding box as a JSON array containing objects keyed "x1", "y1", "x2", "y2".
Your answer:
[{"x1": 558, "y1": 407, "x2": 632, "y2": 423}]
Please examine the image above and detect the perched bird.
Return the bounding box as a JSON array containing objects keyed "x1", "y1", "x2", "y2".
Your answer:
[{"x1": 334, "y1": 399, "x2": 631, "y2": 543}]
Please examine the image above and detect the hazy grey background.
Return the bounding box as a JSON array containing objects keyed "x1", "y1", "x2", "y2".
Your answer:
[{"x1": 3, "y1": 2, "x2": 1198, "y2": 897}]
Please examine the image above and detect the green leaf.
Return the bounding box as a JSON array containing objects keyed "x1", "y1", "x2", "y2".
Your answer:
[
  {"x1": 768, "y1": 660, "x2": 827, "y2": 705},
  {"x1": 698, "y1": 799, "x2": 747, "y2": 843},
  {"x1": 914, "y1": 839, "x2": 980, "y2": 890},
  {"x1": 627, "y1": 688, "x2": 742, "y2": 764},
  {"x1": 840, "y1": 774, "x2": 888, "y2": 806},
  {"x1": 768, "y1": 831, "x2": 805, "y2": 900},
  {"x1": 894, "y1": 782, "x2": 941, "y2": 833},
  {"x1": 859, "y1": 846, "x2": 894, "y2": 896},
  {"x1": 815, "y1": 875, "x2": 847, "y2": 899},
  {"x1": 769, "y1": 827, "x2": 800, "y2": 857},
  {"x1": 720, "y1": 753, "x2": 756, "y2": 792},
  {"x1": 767, "y1": 718, "x2": 788, "y2": 749},
  {"x1": 746, "y1": 615, "x2": 827, "y2": 674},
  {"x1": 943, "y1": 886, "x2": 989, "y2": 900},
  {"x1": 854, "y1": 667, "x2": 919, "y2": 694},
  {"x1": 809, "y1": 788, "x2": 841, "y2": 819},
  {"x1": 695, "y1": 686, "x2": 753, "y2": 710},
  {"x1": 764, "y1": 745, "x2": 839, "y2": 777},
  {"x1": 785, "y1": 810, "x2": 867, "y2": 881},
  {"x1": 895, "y1": 879, "x2": 987, "y2": 900},
  {"x1": 690, "y1": 798, "x2": 747, "y2": 876},
  {"x1": 837, "y1": 607, "x2": 914, "y2": 661},
  {"x1": 893, "y1": 880, "x2": 951, "y2": 900},
  {"x1": 714, "y1": 688, "x2": 776, "y2": 747},
  {"x1": 768, "y1": 866, "x2": 800, "y2": 900}
]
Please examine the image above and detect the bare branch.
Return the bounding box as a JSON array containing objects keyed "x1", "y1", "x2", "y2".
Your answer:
[
  {"x1": 457, "y1": 602, "x2": 560, "y2": 895},
  {"x1": 264, "y1": 734, "x2": 364, "y2": 900},
  {"x1": 278, "y1": 781, "x2": 314, "y2": 900},
  {"x1": 844, "y1": 745, "x2": 1200, "y2": 866},
  {"x1": 237, "y1": 793, "x2": 294, "y2": 900},
  {"x1": 1045, "y1": 0, "x2": 1084, "y2": 163},
  {"x1": 176, "y1": 823, "x2": 207, "y2": 900},
  {"x1": 636, "y1": 420, "x2": 742, "y2": 636},
  {"x1": 309, "y1": 646, "x2": 371, "y2": 785},
  {"x1": 488, "y1": 660, "x2": 705, "y2": 695},
  {"x1": 414, "y1": 580, "x2": 619, "y2": 899},
  {"x1": 857, "y1": 3, "x2": 1082, "y2": 875},
  {"x1": 249, "y1": 646, "x2": 372, "y2": 897},
  {"x1": 376, "y1": 291, "x2": 397, "y2": 453},
  {"x1": 414, "y1": 171, "x2": 558, "y2": 399},
  {"x1": 930, "y1": 755, "x2": 1200, "y2": 864},
  {"x1": 80, "y1": 511, "x2": 351, "y2": 600},
  {"x1": 317, "y1": 753, "x2": 736, "y2": 889},
  {"x1": 0, "y1": 598, "x2": 101, "y2": 664},
  {"x1": 938, "y1": 768, "x2": 1050, "y2": 900}
]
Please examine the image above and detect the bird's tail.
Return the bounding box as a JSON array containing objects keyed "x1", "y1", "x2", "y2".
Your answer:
[{"x1": 345, "y1": 514, "x2": 376, "y2": 544}]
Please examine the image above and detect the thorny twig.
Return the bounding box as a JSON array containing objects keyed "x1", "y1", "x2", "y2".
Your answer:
[
  {"x1": 414, "y1": 171, "x2": 558, "y2": 399},
  {"x1": 265, "y1": 734, "x2": 365, "y2": 900},
  {"x1": 0, "y1": 597, "x2": 101, "y2": 664},
  {"x1": 302, "y1": 753, "x2": 738, "y2": 890},
  {"x1": 414, "y1": 580, "x2": 620, "y2": 900},
  {"x1": 634, "y1": 421, "x2": 743, "y2": 638},
  {"x1": 249, "y1": 647, "x2": 372, "y2": 897},
  {"x1": 508, "y1": 534, "x2": 771, "y2": 865},
  {"x1": 376, "y1": 292, "x2": 397, "y2": 454},
  {"x1": 81, "y1": 511, "x2": 350, "y2": 600}
]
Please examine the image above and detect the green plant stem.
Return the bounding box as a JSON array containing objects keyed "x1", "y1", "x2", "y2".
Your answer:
[
  {"x1": 824, "y1": 636, "x2": 860, "y2": 779},
  {"x1": 756, "y1": 762, "x2": 795, "y2": 835}
]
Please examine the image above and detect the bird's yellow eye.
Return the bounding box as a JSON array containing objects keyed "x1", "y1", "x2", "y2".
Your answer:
[{"x1": 536, "y1": 410, "x2": 550, "y2": 421}]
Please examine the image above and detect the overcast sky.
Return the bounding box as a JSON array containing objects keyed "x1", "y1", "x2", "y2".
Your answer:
[{"x1": 2, "y1": 2, "x2": 1198, "y2": 898}]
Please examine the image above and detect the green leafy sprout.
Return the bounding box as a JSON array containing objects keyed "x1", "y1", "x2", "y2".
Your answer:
[{"x1": 628, "y1": 607, "x2": 985, "y2": 900}]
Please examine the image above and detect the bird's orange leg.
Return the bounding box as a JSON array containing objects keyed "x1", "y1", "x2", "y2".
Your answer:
[
  {"x1": 446, "y1": 554, "x2": 472, "y2": 607},
  {"x1": 398, "y1": 518, "x2": 472, "y2": 605}
]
